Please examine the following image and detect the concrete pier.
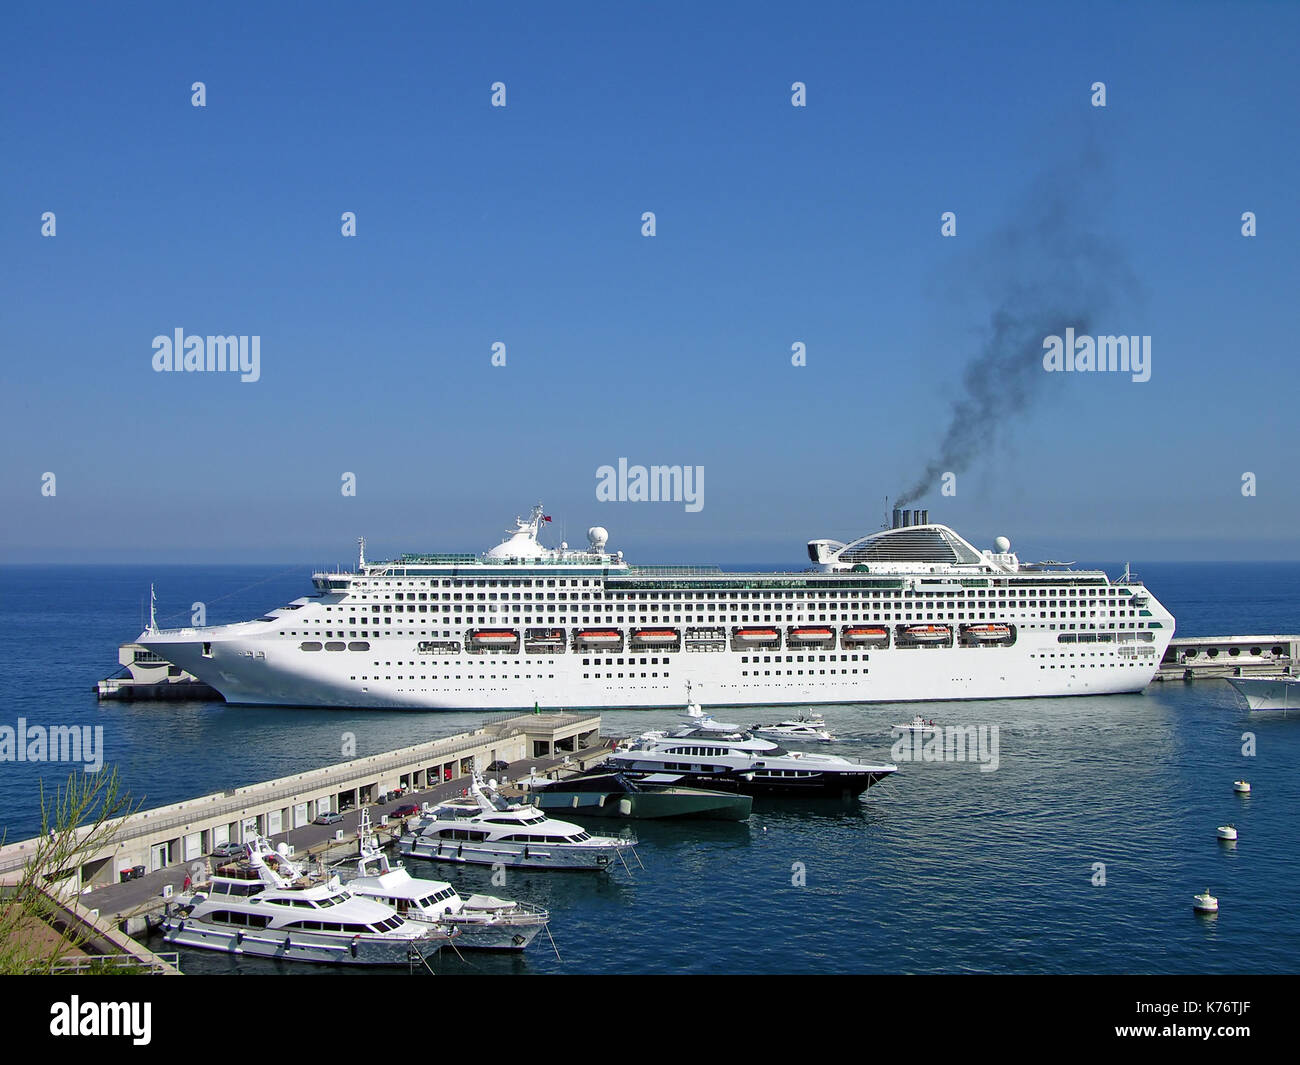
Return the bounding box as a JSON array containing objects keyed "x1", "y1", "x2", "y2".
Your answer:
[
  {"x1": 96, "y1": 642, "x2": 220, "y2": 701},
  {"x1": 0, "y1": 712, "x2": 602, "y2": 899},
  {"x1": 1154, "y1": 634, "x2": 1298, "y2": 682}
]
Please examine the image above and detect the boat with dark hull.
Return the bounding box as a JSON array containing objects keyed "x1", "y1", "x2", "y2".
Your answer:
[
  {"x1": 530, "y1": 770, "x2": 753, "y2": 820},
  {"x1": 608, "y1": 710, "x2": 895, "y2": 799}
]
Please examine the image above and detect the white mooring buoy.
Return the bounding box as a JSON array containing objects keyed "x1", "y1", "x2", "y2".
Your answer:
[
  {"x1": 1193, "y1": 889, "x2": 1219, "y2": 914},
  {"x1": 1217, "y1": 825, "x2": 1238, "y2": 841},
  {"x1": 1233, "y1": 780, "x2": 1251, "y2": 794}
]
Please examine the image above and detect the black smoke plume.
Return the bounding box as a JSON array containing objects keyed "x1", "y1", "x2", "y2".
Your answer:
[{"x1": 894, "y1": 153, "x2": 1131, "y2": 508}]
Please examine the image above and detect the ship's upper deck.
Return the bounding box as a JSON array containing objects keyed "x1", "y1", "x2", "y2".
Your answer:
[{"x1": 309, "y1": 505, "x2": 1136, "y2": 594}]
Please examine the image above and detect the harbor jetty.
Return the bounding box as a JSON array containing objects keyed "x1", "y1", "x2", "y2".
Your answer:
[
  {"x1": 1154, "y1": 635, "x2": 1298, "y2": 682},
  {"x1": 0, "y1": 713, "x2": 609, "y2": 940}
]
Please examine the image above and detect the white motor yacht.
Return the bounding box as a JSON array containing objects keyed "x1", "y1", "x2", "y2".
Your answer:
[
  {"x1": 751, "y1": 712, "x2": 835, "y2": 742},
  {"x1": 340, "y1": 811, "x2": 550, "y2": 950},
  {"x1": 399, "y1": 776, "x2": 637, "y2": 871},
  {"x1": 608, "y1": 712, "x2": 895, "y2": 798},
  {"x1": 162, "y1": 836, "x2": 453, "y2": 966}
]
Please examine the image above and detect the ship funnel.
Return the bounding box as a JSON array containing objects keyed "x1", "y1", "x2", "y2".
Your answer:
[
  {"x1": 902, "y1": 509, "x2": 912, "y2": 527},
  {"x1": 918, "y1": 509, "x2": 929, "y2": 526},
  {"x1": 892, "y1": 507, "x2": 903, "y2": 529}
]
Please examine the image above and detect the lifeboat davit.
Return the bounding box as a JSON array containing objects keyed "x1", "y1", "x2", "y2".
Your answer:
[{"x1": 903, "y1": 625, "x2": 950, "y2": 642}]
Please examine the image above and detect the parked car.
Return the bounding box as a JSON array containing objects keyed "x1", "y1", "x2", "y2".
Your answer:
[
  {"x1": 314, "y1": 811, "x2": 344, "y2": 826},
  {"x1": 392, "y1": 803, "x2": 421, "y2": 818},
  {"x1": 487, "y1": 760, "x2": 510, "y2": 772},
  {"x1": 211, "y1": 841, "x2": 244, "y2": 859}
]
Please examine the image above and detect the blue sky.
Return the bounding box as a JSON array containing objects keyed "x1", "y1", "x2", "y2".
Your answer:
[{"x1": 2, "y1": 1, "x2": 1297, "y2": 565}]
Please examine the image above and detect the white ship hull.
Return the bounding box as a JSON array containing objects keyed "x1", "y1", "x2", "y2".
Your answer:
[
  {"x1": 141, "y1": 630, "x2": 1169, "y2": 709},
  {"x1": 137, "y1": 506, "x2": 1175, "y2": 711},
  {"x1": 1226, "y1": 676, "x2": 1300, "y2": 711}
]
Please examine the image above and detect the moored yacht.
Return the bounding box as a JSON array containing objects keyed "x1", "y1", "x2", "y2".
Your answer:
[
  {"x1": 398, "y1": 776, "x2": 637, "y2": 870},
  {"x1": 751, "y1": 712, "x2": 835, "y2": 743},
  {"x1": 608, "y1": 709, "x2": 895, "y2": 798},
  {"x1": 1226, "y1": 675, "x2": 1300, "y2": 711},
  {"x1": 162, "y1": 836, "x2": 453, "y2": 965},
  {"x1": 340, "y1": 811, "x2": 549, "y2": 950},
  {"x1": 530, "y1": 770, "x2": 753, "y2": 821}
]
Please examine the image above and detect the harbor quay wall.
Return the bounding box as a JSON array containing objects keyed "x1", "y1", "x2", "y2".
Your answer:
[
  {"x1": 1155, "y1": 634, "x2": 1299, "y2": 681},
  {"x1": 0, "y1": 713, "x2": 600, "y2": 893}
]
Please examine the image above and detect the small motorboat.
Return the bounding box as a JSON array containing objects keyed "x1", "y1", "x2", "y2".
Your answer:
[
  {"x1": 892, "y1": 715, "x2": 939, "y2": 734},
  {"x1": 1226, "y1": 675, "x2": 1300, "y2": 711}
]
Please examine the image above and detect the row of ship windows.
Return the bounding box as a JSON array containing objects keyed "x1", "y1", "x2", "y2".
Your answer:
[
  {"x1": 283, "y1": 614, "x2": 1145, "y2": 639},
  {"x1": 334, "y1": 580, "x2": 1129, "y2": 599},
  {"x1": 739, "y1": 670, "x2": 865, "y2": 676},
  {"x1": 352, "y1": 675, "x2": 560, "y2": 681},
  {"x1": 314, "y1": 595, "x2": 1138, "y2": 611},
  {"x1": 1041, "y1": 663, "x2": 1144, "y2": 668}
]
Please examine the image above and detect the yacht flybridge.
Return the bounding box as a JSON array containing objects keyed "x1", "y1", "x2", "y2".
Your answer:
[{"x1": 135, "y1": 501, "x2": 1176, "y2": 709}]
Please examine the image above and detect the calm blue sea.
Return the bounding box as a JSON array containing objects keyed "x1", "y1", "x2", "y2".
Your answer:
[{"x1": 2, "y1": 562, "x2": 1298, "y2": 974}]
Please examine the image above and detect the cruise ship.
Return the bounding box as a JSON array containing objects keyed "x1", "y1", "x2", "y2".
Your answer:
[{"x1": 139, "y1": 503, "x2": 1176, "y2": 710}]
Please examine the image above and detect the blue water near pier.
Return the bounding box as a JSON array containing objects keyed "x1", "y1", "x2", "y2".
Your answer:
[{"x1": 1, "y1": 562, "x2": 1298, "y2": 974}]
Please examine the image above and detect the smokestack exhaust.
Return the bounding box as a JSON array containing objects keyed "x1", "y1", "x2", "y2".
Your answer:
[{"x1": 892, "y1": 507, "x2": 903, "y2": 530}]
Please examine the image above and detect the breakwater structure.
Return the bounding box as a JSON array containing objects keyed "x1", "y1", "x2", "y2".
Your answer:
[{"x1": 1154, "y1": 635, "x2": 1298, "y2": 682}]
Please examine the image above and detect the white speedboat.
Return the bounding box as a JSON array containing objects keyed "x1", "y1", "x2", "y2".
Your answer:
[
  {"x1": 341, "y1": 811, "x2": 549, "y2": 950},
  {"x1": 1226, "y1": 675, "x2": 1300, "y2": 711},
  {"x1": 892, "y1": 715, "x2": 939, "y2": 734},
  {"x1": 399, "y1": 776, "x2": 637, "y2": 871},
  {"x1": 162, "y1": 837, "x2": 453, "y2": 966},
  {"x1": 751, "y1": 712, "x2": 835, "y2": 742}
]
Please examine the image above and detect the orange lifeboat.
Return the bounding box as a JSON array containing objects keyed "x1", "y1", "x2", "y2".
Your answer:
[
  {"x1": 842, "y1": 626, "x2": 889, "y2": 646},
  {"x1": 574, "y1": 629, "x2": 623, "y2": 645},
  {"x1": 964, "y1": 624, "x2": 1011, "y2": 641},
  {"x1": 631, "y1": 628, "x2": 680, "y2": 644},
  {"x1": 788, "y1": 627, "x2": 833, "y2": 642},
  {"x1": 903, "y1": 625, "x2": 950, "y2": 643}
]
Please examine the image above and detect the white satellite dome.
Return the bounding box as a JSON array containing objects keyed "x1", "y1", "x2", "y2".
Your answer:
[
  {"x1": 994, "y1": 536, "x2": 1011, "y2": 553},
  {"x1": 588, "y1": 526, "x2": 609, "y2": 551}
]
